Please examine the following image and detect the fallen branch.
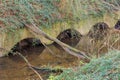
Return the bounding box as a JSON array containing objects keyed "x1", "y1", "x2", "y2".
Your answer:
[
  {"x1": 17, "y1": 52, "x2": 43, "y2": 80},
  {"x1": 29, "y1": 30, "x2": 64, "y2": 58},
  {"x1": 0, "y1": 47, "x2": 43, "y2": 80},
  {"x1": 25, "y1": 23, "x2": 91, "y2": 61}
]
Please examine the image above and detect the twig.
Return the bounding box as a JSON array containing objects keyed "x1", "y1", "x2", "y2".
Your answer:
[
  {"x1": 29, "y1": 30, "x2": 65, "y2": 58},
  {"x1": 16, "y1": 52, "x2": 43, "y2": 80},
  {"x1": 41, "y1": 42, "x2": 64, "y2": 58},
  {"x1": 0, "y1": 47, "x2": 43, "y2": 80}
]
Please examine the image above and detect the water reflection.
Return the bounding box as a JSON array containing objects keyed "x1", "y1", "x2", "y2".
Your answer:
[{"x1": 0, "y1": 44, "x2": 78, "y2": 80}]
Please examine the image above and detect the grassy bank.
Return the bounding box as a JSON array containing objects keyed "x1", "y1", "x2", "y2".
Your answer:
[
  {"x1": 49, "y1": 50, "x2": 120, "y2": 80},
  {"x1": 0, "y1": 0, "x2": 120, "y2": 29}
]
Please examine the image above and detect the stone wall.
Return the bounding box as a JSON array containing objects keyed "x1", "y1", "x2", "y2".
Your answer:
[{"x1": 0, "y1": 13, "x2": 119, "y2": 57}]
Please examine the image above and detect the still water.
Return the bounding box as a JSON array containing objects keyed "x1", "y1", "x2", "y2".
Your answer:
[{"x1": 0, "y1": 44, "x2": 78, "y2": 80}]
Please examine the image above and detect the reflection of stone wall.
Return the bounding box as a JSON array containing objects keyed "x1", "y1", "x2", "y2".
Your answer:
[{"x1": 0, "y1": 13, "x2": 120, "y2": 57}]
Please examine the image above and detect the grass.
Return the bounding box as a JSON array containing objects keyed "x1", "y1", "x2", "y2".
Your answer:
[
  {"x1": 0, "y1": 0, "x2": 61, "y2": 30},
  {"x1": 49, "y1": 50, "x2": 120, "y2": 80},
  {"x1": 0, "y1": 0, "x2": 120, "y2": 31}
]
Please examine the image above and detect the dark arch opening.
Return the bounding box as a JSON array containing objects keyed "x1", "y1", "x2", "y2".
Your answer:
[
  {"x1": 88, "y1": 22, "x2": 110, "y2": 40},
  {"x1": 114, "y1": 19, "x2": 120, "y2": 30},
  {"x1": 53, "y1": 28, "x2": 82, "y2": 47},
  {"x1": 8, "y1": 38, "x2": 45, "y2": 62}
]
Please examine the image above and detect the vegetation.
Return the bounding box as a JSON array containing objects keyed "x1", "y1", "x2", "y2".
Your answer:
[
  {"x1": 0, "y1": 0, "x2": 120, "y2": 80},
  {"x1": 50, "y1": 50, "x2": 120, "y2": 80},
  {"x1": 0, "y1": 0, "x2": 120, "y2": 30},
  {"x1": 0, "y1": 0, "x2": 61, "y2": 29}
]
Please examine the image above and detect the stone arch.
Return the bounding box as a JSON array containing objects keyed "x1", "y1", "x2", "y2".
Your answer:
[
  {"x1": 53, "y1": 28, "x2": 82, "y2": 47},
  {"x1": 87, "y1": 22, "x2": 110, "y2": 40},
  {"x1": 114, "y1": 19, "x2": 120, "y2": 30},
  {"x1": 8, "y1": 37, "x2": 45, "y2": 62}
]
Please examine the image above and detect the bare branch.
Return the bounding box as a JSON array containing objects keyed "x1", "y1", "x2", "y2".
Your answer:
[
  {"x1": 25, "y1": 23, "x2": 91, "y2": 61},
  {"x1": 0, "y1": 47, "x2": 43, "y2": 80}
]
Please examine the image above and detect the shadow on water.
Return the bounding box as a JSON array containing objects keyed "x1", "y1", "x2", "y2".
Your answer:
[{"x1": 8, "y1": 38, "x2": 45, "y2": 63}]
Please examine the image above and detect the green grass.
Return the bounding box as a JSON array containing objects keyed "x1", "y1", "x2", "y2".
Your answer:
[{"x1": 50, "y1": 50, "x2": 120, "y2": 80}]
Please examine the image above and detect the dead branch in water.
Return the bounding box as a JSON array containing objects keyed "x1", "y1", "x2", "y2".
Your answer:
[
  {"x1": 25, "y1": 23, "x2": 91, "y2": 61},
  {"x1": 0, "y1": 48, "x2": 43, "y2": 80},
  {"x1": 17, "y1": 52, "x2": 43, "y2": 80}
]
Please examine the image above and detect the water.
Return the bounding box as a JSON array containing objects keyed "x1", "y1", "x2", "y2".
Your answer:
[{"x1": 0, "y1": 44, "x2": 78, "y2": 80}]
